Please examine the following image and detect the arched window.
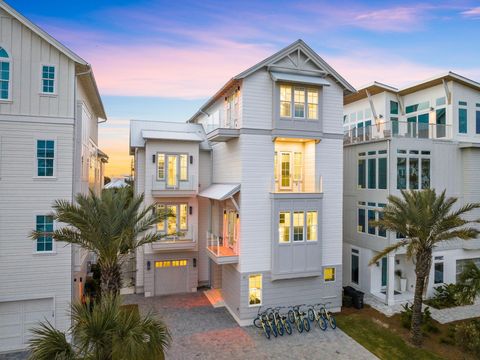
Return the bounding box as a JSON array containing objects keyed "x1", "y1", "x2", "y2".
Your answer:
[{"x1": 0, "y1": 47, "x2": 10, "y2": 100}]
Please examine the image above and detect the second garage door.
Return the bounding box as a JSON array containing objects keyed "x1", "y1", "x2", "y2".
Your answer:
[
  {"x1": 0, "y1": 297, "x2": 54, "y2": 352},
  {"x1": 154, "y1": 260, "x2": 189, "y2": 296}
]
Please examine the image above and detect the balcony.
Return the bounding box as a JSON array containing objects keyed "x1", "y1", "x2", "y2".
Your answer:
[
  {"x1": 271, "y1": 175, "x2": 323, "y2": 195},
  {"x1": 206, "y1": 232, "x2": 239, "y2": 264},
  {"x1": 151, "y1": 175, "x2": 197, "y2": 197},
  {"x1": 151, "y1": 227, "x2": 196, "y2": 251},
  {"x1": 343, "y1": 121, "x2": 452, "y2": 145},
  {"x1": 205, "y1": 123, "x2": 239, "y2": 142}
]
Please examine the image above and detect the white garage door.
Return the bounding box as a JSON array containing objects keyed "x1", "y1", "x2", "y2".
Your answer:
[
  {"x1": 154, "y1": 260, "x2": 189, "y2": 296},
  {"x1": 0, "y1": 298, "x2": 54, "y2": 352}
]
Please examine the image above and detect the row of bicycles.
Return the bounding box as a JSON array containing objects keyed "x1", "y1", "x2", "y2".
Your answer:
[{"x1": 253, "y1": 302, "x2": 336, "y2": 339}]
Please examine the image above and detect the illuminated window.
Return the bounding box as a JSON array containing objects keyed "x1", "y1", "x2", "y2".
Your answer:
[
  {"x1": 307, "y1": 89, "x2": 318, "y2": 119},
  {"x1": 248, "y1": 274, "x2": 262, "y2": 306},
  {"x1": 324, "y1": 267, "x2": 335, "y2": 282},
  {"x1": 294, "y1": 87, "x2": 305, "y2": 117},
  {"x1": 280, "y1": 152, "x2": 291, "y2": 188},
  {"x1": 180, "y1": 154, "x2": 188, "y2": 181},
  {"x1": 179, "y1": 204, "x2": 188, "y2": 230},
  {"x1": 293, "y1": 211, "x2": 304, "y2": 241},
  {"x1": 280, "y1": 85, "x2": 292, "y2": 117},
  {"x1": 293, "y1": 152, "x2": 303, "y2": 181},
  {"x1": 279, "y1": 211, "x2": 291, "y2": 243},
  {"x1": 155, "y1": 260, "x2": 187, "y2": 268},
  {"x1": 167, "y1": 155, "x2": 177, "y2": 187},
  {"x1": 306, "y1": 211, "x2": 317, "y2": 241},
  {"x1": 41, "y1": 65, "x2": 55, "y2": 93},
  {"x1": 156, "y1": 203, "x2": 188, "y2": 237},
  {"x1": 156, "y1": 204, "x2": 165, "y2": 232},
  {"x1": 157, "y1": 153, "x2": 165, "y2": 179}
]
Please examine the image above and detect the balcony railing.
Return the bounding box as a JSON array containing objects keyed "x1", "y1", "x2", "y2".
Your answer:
[
  {"x1": 271, "y1": 175, "x2": 323, "y2": 194},
  {"x1": 151, "y1": 175, "x2": 197, "y2": 194},
  {"x1": 151, "y1": 226, "x2": 196, "y2": 251},
  {"x1": 343, "y1": 121, "x2": 452, "y2": 145},
  {"x1": 206, "y1": 231, "x2": 239, "y2": 264}
]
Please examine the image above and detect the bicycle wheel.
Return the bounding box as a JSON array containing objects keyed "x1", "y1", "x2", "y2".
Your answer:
[
  {"x1": 253, "y1": 317, "x2": 262, "y2": 329},
  {"x1": 284, "y1": 319, "x2": 292, "y2": 335},
  {"x1": 296, "y1": 319, "x2": 304, "y2": 333},
  {"x1": 303, "y1": 317, "x2": 311, "y2": 332},
  {"x1": 287, "y1": 310, "x2": 295, "y2": 324},
  {"x1": 270, "y1": 322, "x2": 278, "y2": 337},
  {"x1": 307, "y1": 308, "x2": 315, "y2": 322},
  {"x1": 276, "y1": 321, "x2": 284, "y2": 336},
  {"x1": 318, "y1": 316, "x2": 327, "y2": 331},
  {"x1": 263, "y1": 324, "x2": 271, "y2": 339},
  {"x1": 329, "y1": 315, "x2": 337, "y2": 329}
]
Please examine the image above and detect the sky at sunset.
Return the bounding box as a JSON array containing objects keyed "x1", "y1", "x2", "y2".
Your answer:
[{"x1": 8, "y1": 0, "x2": 480, "y2": 177}]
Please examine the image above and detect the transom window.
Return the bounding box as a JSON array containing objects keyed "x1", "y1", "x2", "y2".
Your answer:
[
  {"x1": 278, "y1": 210, "x2": 318, "y2": 243},
  {"x1": 157, "y1": 153, "x2": 189, "y2": 186},
  {"x1": 36, "y1": 215, "x2": 54, "y2": 252},
  {"x1": 279, "y1": 84, "x2": 318, "y2": 119},
  {"x1": 0, "y1": 47, "x2": 10, "y2": 100},
  {"x1": 156, "y1": 203, "x2": 188, "y2": 237},
  {"x1": 248, "y1": 274, "x2": 262, "y2": 306},
  {"x1": 41, "y1": 65, "x2": 55, "y2": 93},
  {"x1": 37, "y1": 140, "x2": 55, "y2": 177}
]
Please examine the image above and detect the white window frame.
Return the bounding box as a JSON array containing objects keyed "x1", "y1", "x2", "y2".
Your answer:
[
  {"x1": 351, "y1": 248, "x2": 360, "y2": 285},
  {"x1": 156, "y1": 152, "x2": 189, "y2": 183},
  {"x1": 323, "y1": 267, "x2": 336, "y2": 283},
  {"x1": 278, "y1": 210, "x2": 318, "y2": 243},
  {"x1": 33, "y1": 211, "x2": 56, "y2": 254},
  {"x1": 40, "y1": 64, "x2": 57, "y2": 95},
  {"x1": 0, "y1": 46, "x2": 11, "y2": 102},
  {"x1": 279, "y1": 84, "x2": 319, "y2": 120},
  {"x1": 34, "y1": 137, "x2": 57, "y2": 179},
  {"x1": 156, "y1": 203, "x2": 189, "y2": 238},
  {"x1": 248, "y1": 274, "x2": 262, "y2": 307},
  {"x1": 433, "y1": 255, "x2": 445, "y2": 285}
]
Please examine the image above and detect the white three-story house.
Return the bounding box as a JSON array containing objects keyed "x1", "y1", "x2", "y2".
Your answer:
[
  {"x1": 343, "y1": 72, "x2": 480, "y2": 306},
  {"x1": 131, "y1": 40, "x2": 355, "y2": 325},
  {"x1": 0, "y1": 1, "x2": 107, "y2": 352}
]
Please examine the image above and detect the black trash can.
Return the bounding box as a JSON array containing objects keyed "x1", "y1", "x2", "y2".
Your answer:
[
  {"x1": 343, "y1": 286, "x2": 356, "y2": 298},
  {"x1": 353, "y1": 290, "x2": 364, "y2": 309}
]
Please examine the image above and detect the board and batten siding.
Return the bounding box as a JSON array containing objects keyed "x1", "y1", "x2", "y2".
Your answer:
[
  {"x1": 0, "y1": 119, "x2": 73, "y2": 336},
  {"x1": 0, "y1": 8, "x2": 75, "y2": 118}
]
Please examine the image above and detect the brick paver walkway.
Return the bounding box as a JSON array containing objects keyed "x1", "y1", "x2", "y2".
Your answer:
[
  {"x1": 123, "y1": 292, "x2": 377, "y2": 360},
  {"x1": 429, "y1": 302, "x2": 480, "y2": 324}
]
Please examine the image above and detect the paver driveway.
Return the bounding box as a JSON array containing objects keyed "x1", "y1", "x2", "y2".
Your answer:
[{"x1": 123, "y1": 292, "x2": 377, "y2": 360}]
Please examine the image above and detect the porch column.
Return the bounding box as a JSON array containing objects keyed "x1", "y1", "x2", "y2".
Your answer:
[{"x1": 386, "y1": 253, "x2": 396, "y2": 306}]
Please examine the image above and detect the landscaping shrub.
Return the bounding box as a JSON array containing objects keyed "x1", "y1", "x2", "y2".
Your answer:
[
  {"x1": 399, "y1": 303, "x2": 438, "y2": 334},
  {"x1": 424, "y1": 283, "x2": 471, "y2": 309},
  {"x1": 439, "y1": 325, "x2": 456, "y2": 346},
  {"x1": 454, "y1": 320, "x2": 480, "y2": 358}
]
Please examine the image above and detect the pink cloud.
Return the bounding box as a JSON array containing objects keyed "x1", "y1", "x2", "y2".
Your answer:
[
  {"x1": 462, "y1": 7, "x2": 480, "y2": 18},
  {"x1": 86, "y1": 41, "x2": 273, "y2": 98}
]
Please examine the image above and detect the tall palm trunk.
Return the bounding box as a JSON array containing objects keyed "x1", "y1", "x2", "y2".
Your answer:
[
  {"x1": 410, "y1": 250, "x2": 431, "y2": 347},
  {"x1": 100, "y1": 262, "x2": 122, "y2": 296}
]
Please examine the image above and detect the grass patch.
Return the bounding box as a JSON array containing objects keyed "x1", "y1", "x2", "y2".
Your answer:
[{"x1": 337, "y1": 313, "x2": 443, "y2": 360}]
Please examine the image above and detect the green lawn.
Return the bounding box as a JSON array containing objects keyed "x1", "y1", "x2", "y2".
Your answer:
[{"x1": 336, "y1": 313, "x2": 443, "y2": 360}]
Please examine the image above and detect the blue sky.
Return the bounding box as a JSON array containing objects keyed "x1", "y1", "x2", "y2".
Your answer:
[{"x1": 7, "y1": 0, "x2": 480, "y2": 175}]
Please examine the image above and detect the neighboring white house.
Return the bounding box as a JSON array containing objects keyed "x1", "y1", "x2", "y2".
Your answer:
[
  {"x1": 0, "y1": 1, "x2": 107, "y2": 352},
  {"x1": 342, "y1": 72, "x2": 480, "y2": 306},
  {"x1": 131, "y1": 39, "x2": 355, "y2": 325}
]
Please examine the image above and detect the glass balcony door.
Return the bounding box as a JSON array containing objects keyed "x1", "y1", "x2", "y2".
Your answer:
[
  {"x1": 166, "y1": 155, "x2": 178, "y2": 188},
  {"x1": 280, "y1": 152, "x2": 292, "y2": 190}
]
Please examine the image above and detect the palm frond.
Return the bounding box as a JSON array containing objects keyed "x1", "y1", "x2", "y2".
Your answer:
[{"x1": 28, "y1": 321, "x2": 76, "y2": 360}]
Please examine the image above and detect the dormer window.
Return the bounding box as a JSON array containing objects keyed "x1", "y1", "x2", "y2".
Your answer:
[
  {"x1": 279, "y1": 84, "x2": 318, "y2": 120},
  {"x1": 0, "y1": 47, "x2": 10, "y2": 100}
]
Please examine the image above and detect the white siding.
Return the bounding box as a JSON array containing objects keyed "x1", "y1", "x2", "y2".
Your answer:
[{"x1": 242, "y1": 70, "x2": 273, "y2": 129}]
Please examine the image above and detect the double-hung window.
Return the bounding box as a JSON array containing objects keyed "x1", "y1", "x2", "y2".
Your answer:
[
  {"x1": 156, "y1": 203, "x2": 188, "y2": 238},
  {"x1": 36, "y1": 215, "x2": 54, "y2": 252},
  {"x1": 0, "y1": 47, "x2": 10, "y2": 100},
  {"x1": 41, "y1": 65, "x2": 55, "y2": 94},
  {"x1": 293, "y1": 211, "x2": 304, "y2": 241},
  {"x1": 249, "y1": 274, "x2": 262, "y2": 306},
  {"x1": 279, "y1": 85, "x2": 318, "y2": 120},
  {"x1": 37, "y1": 140, "x2": 55, "y2": 177},
  {"x1": 306, "y1": 211, "x2": 318, "y2": 241},
  {"x1": 278, "y1": 210, "x2": 318, "y2": 243},
  {"x1": 279, "y1": 211, "x2": 291, "y2": 243}
]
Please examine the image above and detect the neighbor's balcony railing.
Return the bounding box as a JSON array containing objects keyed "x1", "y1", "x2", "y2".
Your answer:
[
  {"x1": 271, "y1": 175, "x2": 323, "y2": 194},
  {"x1": 151, "y1": 174, "x2": 197, "y2": 192},
  {"x1": 206, "y1": 231, "x2": 239, "y2": 264},
  {"x1": 343, "y1": 121, "x2": 452, "y2": 145}
]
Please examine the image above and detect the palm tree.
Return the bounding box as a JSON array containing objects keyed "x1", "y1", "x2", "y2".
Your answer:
[
  {"x1": 28, "y1": 295, "x2": 171, "y2": 360},
  {"x1": 458, "y1": 261, "x2": 480, "y2": 304},
  {"x1": 31, "y1": 188, "x2": 169, "y2": 295},
  {"x1": 370, "y1": 189, "x2": 480, "y2": 347}
]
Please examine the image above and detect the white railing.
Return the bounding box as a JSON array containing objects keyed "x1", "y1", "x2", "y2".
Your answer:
[
  {"x1": 344, "y1": 121, "x2": 452, "y2": 145},
  {"x1": 206, "y1": 231, "x2": 239, "y2": 257},
  {"x1": 151, "y1": 174, "x2": 197, "y2": 192},
  {"x1": 271, "y1": 175, "x2": 323, "y2": 193},
  {"x1": 157, "y1": 226, "x2": 196, "y2": 243}
]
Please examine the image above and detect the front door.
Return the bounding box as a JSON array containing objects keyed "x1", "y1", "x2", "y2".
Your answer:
[
  {"x1": 280, "y1": 152, "x2": 292, "y2": 190},
  {"x1": 166, "y1": 155, "x2": 178, "y2": 188},
  {"x1": 381, "y1": 257, "x2": 387, "y2": 289}
]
